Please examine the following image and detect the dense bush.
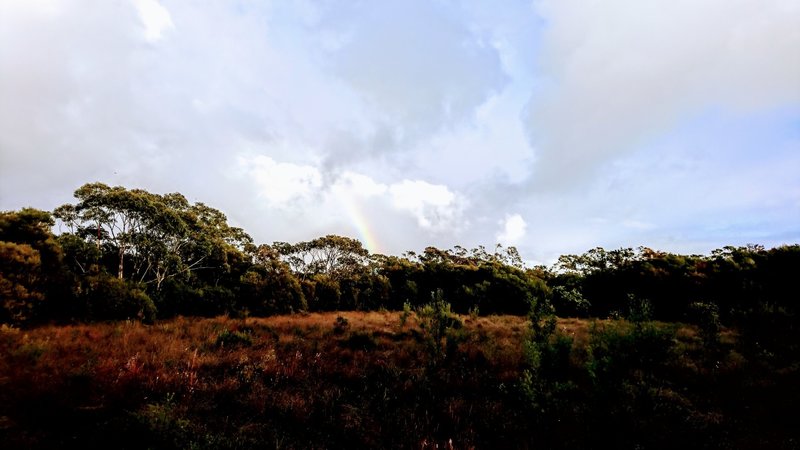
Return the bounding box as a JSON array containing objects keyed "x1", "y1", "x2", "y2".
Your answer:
[
  {"x1": 416, "y1": 291, "x2": 464, "y2": 364},
  {"x1": 82, "y1": 275, "x2": 157, "y2": 323},
  {"x1": 551, "y1": 285, "x2": 590, "y2": 317},
  {"x1": 239, "y1": 269, "x2": 306, "y2": 315},
  {"x1": 1, "y1": 186, "x2": 798, "y2": 329},
  {"x1": 308, "y1": 274, "x2": 341, "y2": 311}
]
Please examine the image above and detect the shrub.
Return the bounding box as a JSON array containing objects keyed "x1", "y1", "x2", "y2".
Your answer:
[
  {"x1": 586, "y1": 320, "x2": 676, "y2": 389},
  {"x1": 215, "y1": 328, "x2": 253, "y2": 348},
  {"x1": 0, "y1": 242, "x2": 45, "y2": 325},
  {"x1": 734, "y1": 302, "x2": 799, "y2": 364},
  {"x1": 521, "y1": 296, "x2": 574, "y2": 414},
  {"x1": 84, "y1": 274, "x2": 157, "y2": 323},
  {"x1": 468, "y1": 305, "x2": 480, "y2": 321},
  {"x1": 551, "y1": 286, "x2": 590, "y2": 317},
  {"x1": 399, "y1": 301, "x2": 412, "y2": 328},
  {"x1": 688, "y1": 301, "x2": 721, "y2": 349},
  {"x1": 130, "y1": 393, "x2": 191, "y2": 449},
  {"x1": 239, "y1": 269, "x2": 306, "y2": 316},
  {"x1": 309, "y1": 275, "x2": 341, "y2": 311},
  {"x1": 333, "y1": 315, "x2": 350, "y2": 335},
  {"x1": 416, "y1": 290, "x2": 463, "y2": 363},
  {"x1": 626, "y1": 294, "x2": 654, "y2": 325}
]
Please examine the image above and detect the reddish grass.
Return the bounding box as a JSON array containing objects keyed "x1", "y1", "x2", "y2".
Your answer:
[{"x1": 0, "y1": 313, "x2": 764, "y2": 449}]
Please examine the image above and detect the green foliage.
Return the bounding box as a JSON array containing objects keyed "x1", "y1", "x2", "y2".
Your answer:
[
  {"x1": 734, "y1": 302, "x2": 799, "y2": 364},
  {"x1": 56, "y1": 182, "x2": 252, "y2": 290},
  {"x1": 308, "y1": 274, "x2": 341, "y2": 311},
  {"x1": 2, "y1": 182, "x2": 799, "y2": 340},
  {"x1": 399, "y1": 300, "x2": 412, "y2": 328},
  {"x1": 625, "y1": 294, "x2": 654, "y2": 325},
  {"x1": 0, "y1": 208, "x2": 61, "y2": 267},
  {"x1": 131, "y1": 393, "x2": 191, "y2": 449},
  {"x1": 152, "y1": 283, "x2": 238, "y2": 319},
  {"x1": 0, "y1": 208, "x2": 68, "y2": 324},
  {"x1": 688, "y1": 302, "x2": 721, "y2": 347},
  {"x1": 586, "y1": 320, "x2": 676, "y2": 389},
  {"x1": 468, "y1": 304, "x2": 480, "y2": 321},
  {"x1": 215, "y1": 328, "x2": 253, "y2": 348},
  {"x1": 416, "y1": 290, "x2": 464, "y2": 363},
  {"x1": 239, "y1": 268, "x2": 305, "y2": 316},
  {"x1": 83, "y1": 274, "x2": 157, "y2": 323},
  {"x1": 521, "y1": 295, "x2": 574, "y2": 414},
  {"x1": 0, "y1": 242, "x2": 45, "y2": 324},
  {"x1": 551, "y1": 285, "x2": 590, "y2": 317},
  {"x1": 274, "y1": 234, "x2": 369, "y2": 280}
]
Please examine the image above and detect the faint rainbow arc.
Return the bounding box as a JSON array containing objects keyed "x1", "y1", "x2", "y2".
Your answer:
[{"x1": 338, "y1": 194, "x2": 381, "y2": 255}]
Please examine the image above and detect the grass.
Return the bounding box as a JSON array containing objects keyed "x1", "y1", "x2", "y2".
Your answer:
[{"x1": 0, "y1": 312, "x2": 795, "y2": 449}]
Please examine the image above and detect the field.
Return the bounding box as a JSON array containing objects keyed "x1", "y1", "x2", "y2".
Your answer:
[{"x1": 0, "y1": 312, "x2": 796, "y2": 449}]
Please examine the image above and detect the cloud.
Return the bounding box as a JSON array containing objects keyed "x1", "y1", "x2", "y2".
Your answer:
[
  {"x1": 331, "y1": 172, "x2": 388, "y2": 199},
  {"x1": 236, "y1": 154, "x2": 466, "y2": 235},
  {"x1": 318, "y1": 0, "x2": 508, "y2": 161},
  {"x1": 0, "y1": 0, "x2": 797, "y2": 264},
  {"x1": 238, "y1": 155, "x2": 322, "y2": 207},
  {"x1": 0, "y1": 1, "x2": 152, "y2": 206},
  {"x1": 132, "y1": 0, "x2": 174, "y2": 43},
  {"x1": 411, "y1": 92, "x2": 534, "y2": 187},
  {"x1": 388, "y1": 180, "x2": 466, "y2": 231},
  {"x1": 496, "y1": 214, "x2": 527, "y2": 246},
  {"x1": 527, "y1": 0, "x2": 800, "y2": 187}
]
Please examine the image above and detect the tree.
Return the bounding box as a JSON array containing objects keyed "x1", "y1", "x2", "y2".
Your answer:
[
  {"x1": 55, "y1": 183, "x2": 253, "y2": 292},
  {"x1": 274, "y1": 235, "x2": 369, "y2": 280},
  {"x1": 0, "y1": 208, "x2": 66, "y2": 323},
  {"x1": 0, "y1": 242, "x2": 44, "y2": 324},
  {"x1": 239, "y1": 244, "x2": 306, "y2": 315}
]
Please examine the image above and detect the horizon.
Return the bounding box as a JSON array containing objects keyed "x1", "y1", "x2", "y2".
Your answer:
[{"x1": 26, "y1": 179, "x2": 797, "y2": 268}]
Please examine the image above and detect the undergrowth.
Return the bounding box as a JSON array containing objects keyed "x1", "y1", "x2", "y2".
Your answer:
[{"x1": 0, "y1": 311, "x2": 795, "y2": 449}]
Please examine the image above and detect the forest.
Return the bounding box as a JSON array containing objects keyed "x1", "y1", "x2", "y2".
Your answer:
[{"x1": 1, "y1": 182, "x2": 798, "y2": 448}]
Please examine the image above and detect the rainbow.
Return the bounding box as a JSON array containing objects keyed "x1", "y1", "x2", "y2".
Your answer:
[{"x1": 339, "y1": 194, "x2": 381, "y2": 255}]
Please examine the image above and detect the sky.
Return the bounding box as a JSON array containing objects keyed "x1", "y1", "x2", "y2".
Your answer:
[{"x1": 1, "y1": 0, "x2": 799, "y2": 264}]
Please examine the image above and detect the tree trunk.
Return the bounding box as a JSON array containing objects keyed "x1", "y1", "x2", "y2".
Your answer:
[{"x1": 118, "y1": 246, "x2": 124, "y2": 279}]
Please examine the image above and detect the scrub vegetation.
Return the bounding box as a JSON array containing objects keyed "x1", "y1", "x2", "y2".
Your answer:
[{"x1": 1, "y1": 183, "x2": 798, "y2": 448}]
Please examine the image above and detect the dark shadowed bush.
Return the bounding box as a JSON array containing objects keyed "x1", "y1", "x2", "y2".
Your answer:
[{"x1": 84, "y1": 274, "x2": 157, "y2": 323}]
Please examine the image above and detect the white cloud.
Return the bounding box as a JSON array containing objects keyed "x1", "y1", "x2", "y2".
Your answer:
[
  {"x1": 528, "y1": 0, "x2": 800, "y2": 187},
  {"x1": 0, "y1": 0, "x2": 797, "y2": 263},
  {"x1": 389, "y1": 180, "x2": 465, "y2": 231},
  {"x1": 496, "y1": 213, "x2": 527, "y2": 246},
  {"x1": 238, "y1": 155, "x2": 322, "y2": 207},
  {"x1": 236, "y1": 154, "x2": 466, "y2": 236},
  {"x1": 412, "y1": 91, "x2": 533, "y2": 186},
  {"x1": 132, "y1": 0, "x2": 173, "y2": 43},
  {"x1": 331, "y1": 172, "x2": 388, "y2": 198}
]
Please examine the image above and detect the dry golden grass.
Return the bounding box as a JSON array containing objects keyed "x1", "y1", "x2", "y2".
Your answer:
[
  {"x1": 1, "y1": 313, "x2": 714, "y2": 389},
  {"x1": 0, "y1": 313, "x2": 755, "y2": 449}
]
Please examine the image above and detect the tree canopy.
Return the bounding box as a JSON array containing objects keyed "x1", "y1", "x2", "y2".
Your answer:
[{"x1": 0, "y1": 182, "x2": 797, "y2": 334}]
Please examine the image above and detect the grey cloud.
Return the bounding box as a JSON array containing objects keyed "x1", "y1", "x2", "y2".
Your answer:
[
  {"x1": 526, "y1": 0, "x2": 800, "y2": 189},
  {"x1": 2, "y1": 0, "x2": 796, "y2": 264},
  {"x1": 0, "y1": 2, "x2": 149, "y2": 206},
  {"x1": 315, "y1": 0, "x2": 509, "y2": 166}
]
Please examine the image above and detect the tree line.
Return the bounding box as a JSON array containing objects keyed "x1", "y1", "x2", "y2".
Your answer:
[{"x1": 2, "y1": 182, "x2": 798, "y2": 333}]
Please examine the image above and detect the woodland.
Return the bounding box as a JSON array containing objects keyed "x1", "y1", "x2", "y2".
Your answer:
[{"x1": 1, "y1": 182, "x2": 798, "y2": 449}]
